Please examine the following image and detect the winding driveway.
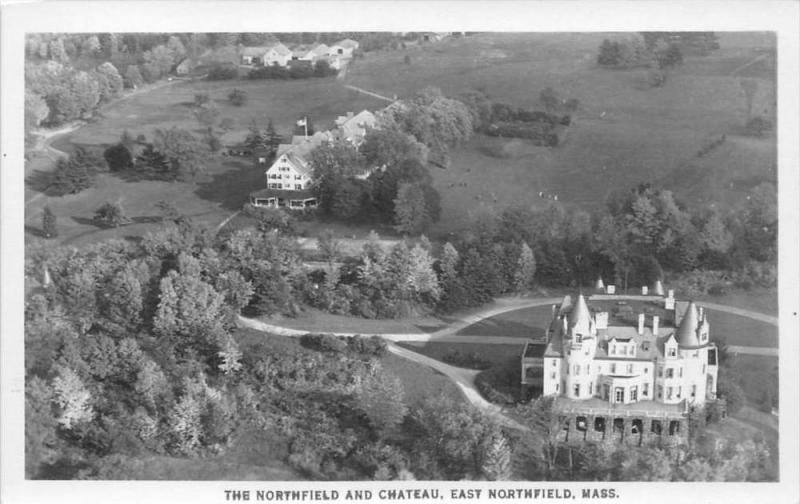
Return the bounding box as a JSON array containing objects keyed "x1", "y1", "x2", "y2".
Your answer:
[{"x1": 238, "y1": 294, "x2": 779, "y2": 415}]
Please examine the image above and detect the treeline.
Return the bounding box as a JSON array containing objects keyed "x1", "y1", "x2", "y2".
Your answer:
[{"x1": 246, "y1": 60, "x2": 337, "y2": 80}]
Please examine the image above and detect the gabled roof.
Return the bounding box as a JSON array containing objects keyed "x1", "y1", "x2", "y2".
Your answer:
[
  {"x1": 334, "y1": 38, "x2": 359, "y2": 49},
  {"x1": 242, "y1": 43, "x2": 291, "y2": 57},
  {"x1": 676, "y1": 301, "x2": 701, "y2": 348}
]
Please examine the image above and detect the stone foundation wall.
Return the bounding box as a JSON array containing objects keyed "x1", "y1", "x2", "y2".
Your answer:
[{"x1": 560, "y1": 414, "x2": 687, "y2": 448}]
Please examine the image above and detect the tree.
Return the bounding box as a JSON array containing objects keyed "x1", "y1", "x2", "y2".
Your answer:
[
  {"x1": 393, "y1": 183, "x2": 431, "y2": 235},
  {"x1": 597, "y1": 39, "x2": 622, "y2": 66},
  {"x1": 52, "y1": 366, "x2": 94, "y2": 429},
  {"x1": 134, "y1": 144, "x2": 171, "y2": 180},
  {"x1": 94, "y1": 201, "x2": 131, "y2": 228},
  {"x1": 264, "y1": 118, "x2": 282, "y2": 157},
  {"x1": 143, "y1": 45, "x2": 176, "y2": 78},
  {"x1": 25, "y1": 377, "x2": 59, "y2": 478},
  {"x1": 539, "y1": 87, "x2": 560, "y2": 113},
  {"x1": 360, "y1": 127, "x2": 428, "y2": 169},
  {"x1": 516, "y1": 396, "x2": 563, "y2": 479},
  {"x1": 95, "y1": 62, "x2": 123, "y2": 102},
  {"x1": 103, "y1": 143, "x2": 133, "y2": 172},
  {"x1": 513, "y1": 241, "x2": 536, "y2": 292},
  {"x1": 407, "y1": 243, "x2": 441, "y2": 301},
  {"x1": 228, "y1": 88, "x2": 247, "y2": 106},
  {"x1": 317, "y1": 230, "x2": 343, "y2": 269},
  {"x1": 616, "y1": 446, "x2": 673, "y2": 481},
  {"x1": 244, "y1": 122, "x2": 266, "y2": 151},
  {"x1": 356, "y1": 364, "x2": 408, "y2": 438},
  {"x1": 82, "y1": 35, "x2": 101, "y2": 56},
  {"x1": 439, "y1": 242, "x2": 460, "y2": 282},
  {"x1": 50, "y1": 156, "x2": 95, "y2": 195},
  {"x1": 124, "y1": 65, "x2": 144, "y2": 88},
  {"x1": 152, "y1": 127, "x2": 210, "y2": 180},
  {"x1": 42, "y1": 205, "x2": 58, "y2": 238},
  {"x1": 480, "y1": 430, "x2": 512, "y2": 480}
]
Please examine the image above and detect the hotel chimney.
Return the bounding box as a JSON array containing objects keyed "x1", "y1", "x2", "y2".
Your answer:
[
  {"x1": 652, "y1": 315, "x2": 660, "y2": 336},
  {"x1": 638, "y1": 313, "x2": 645, "y2": 335}
]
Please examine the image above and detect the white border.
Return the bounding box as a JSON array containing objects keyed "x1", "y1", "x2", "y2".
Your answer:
[{"x1": 2, "y1": 2, "x2": 798, "y2": 504}]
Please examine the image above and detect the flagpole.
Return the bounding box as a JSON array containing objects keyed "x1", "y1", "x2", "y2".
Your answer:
[{"x1": 304, "y1": 116, "x2": 308, "y2": 139}]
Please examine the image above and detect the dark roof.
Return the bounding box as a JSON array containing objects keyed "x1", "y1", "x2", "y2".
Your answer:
[
  {"x1": 250, "y1": 188, "x2": 315, "y2": 200},
  {"x1": 524, "y1": 342, "x2": 547, "y2": 358},
  {"x1": 708, "y1": 347, "x2": 718, "y2": 366},
  {"x1": 676, "y1": 302, "x2": 701, "y2": 348}
]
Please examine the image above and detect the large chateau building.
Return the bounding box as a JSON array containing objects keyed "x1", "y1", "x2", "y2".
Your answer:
[{"x1": 521, "y1": 288, "x2": 720, "y2": 444}]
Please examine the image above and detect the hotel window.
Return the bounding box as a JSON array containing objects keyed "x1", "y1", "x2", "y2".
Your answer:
[
  {"x1": 610, "y1": 346, "x2": 616, "y2": 356},
  {"x1": 628, "y1": 346, "x2": 634, "y2": 356},
  {"x1": 645, "y1": 367, "x2": 649, "y2": 374},
  {"x1": 668, "y1": 347, "x2": 676, "y2": 357},
  {"x1": 589, "y1": 382, "x2": 594, "y2": 395},
  {"x1": 643, "y1": 383, "x2": 649, "y2": 396},
  {"x1": 614, "y1": 387, "x2": 624, "y2": 403},
  {"x1": 295, "y1": 184, "x2": 303, "y2": 190},
  {"x1": 666, "y1": 368, "x2": 674, "y2": 379},
  {"x1": 626, "y1": 364, "x2": 634, "y2": 374},
  {"x1": 295, "y1": 175, "x2": 302, "y2": 180},
  {"x1": 658, "y1": 385, "x2": 663, "y2": 399},
  {"x1": 586, "y1": 364, "x2": 590, "y2": 374},
  {"x1": 702, "y1": 364, "x2": 706, "y2": 374},
  {"x1": 550, "y1": 372, "x2": 557, "y2": 380},
  {"x1": 555, "y1": 383, "x2": 560, "y2": 392},
  {"x1": 658, "y1": 367, "x2": 663, "y2": 377},
  {"x1": 552, "y1": 360, "x2": 557, "y2": 367}
]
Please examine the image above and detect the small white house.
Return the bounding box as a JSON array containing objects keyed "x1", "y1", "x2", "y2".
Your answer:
[
  {"x1": 334, "y1": 110, "x2": 377, "y2": 146},
  {"x1": 329, "y1": 38, "x2": 359, "y2": 58},
  {"x1": 241, "y1": 43, "x2": 292, "y2": 67}
]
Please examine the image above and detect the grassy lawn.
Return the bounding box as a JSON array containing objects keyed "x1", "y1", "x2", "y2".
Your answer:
[
  {"x1": 268, "y1": 307, "x2": 447, "y2": 334},
  {"x1": 381, "y1": 353, "x2": 465, "y2": 407},
  {"x1": 457, "y1": 304, "x2": 554, "y2": 339},
  {"x1": 347, "y1": 33, "x2": 775, "y2": 237},
  {"x1": 696, "y1": 287, "x2": 778, "y2": 316},
  {"x1": 457, "y1": 298, "x2": 777, "y2": 348},
  {"x1": 396, "y1": 341, "x2": 524, "y2": 368}
]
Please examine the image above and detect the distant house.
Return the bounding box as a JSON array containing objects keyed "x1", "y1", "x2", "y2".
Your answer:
[
  {"x1": 334, "y1": 110, "x2": 377, "y2": 146},
  {"x1": 241, "y1": 43, "x2": 292, "y2": 66},
  {"x1": 421, "y1": 32, "x2": 451, "y2": 43},
  {"x1": 329, "y1": 38, "x2": 359, "y2": 57}
]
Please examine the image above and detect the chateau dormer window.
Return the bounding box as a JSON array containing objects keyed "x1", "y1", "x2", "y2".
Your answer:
[{"x1": 668, "y1": 347, "x2": 677, "y2": 357}]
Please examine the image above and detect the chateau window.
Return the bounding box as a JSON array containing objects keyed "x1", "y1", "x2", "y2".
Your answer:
[
  {"x1": 597, "y1": 366, "x2": 601, "y2": 373},
  {"x1": 667, "y1": 386, "x2": 673, "y2": 400},
  {"x1": 573, "y1": 384, "x2": 580, "y2": 396},
  {"x1": 657, "y1": 385, "x2": 663, "y2": 399},
  {"x1": 610, "y1": 346, "x2": 616, "y2": 356},
  {"x1": 550, "y1": 372, "x2": 556, "y2": 380},
  {"x1": 679, "y1": 368, "x2": 683, "y2": 378},
  {"x1": 556, "y1": 383, "x2": 560, "y2": 392},
  {"x1": 643, "y1": 383, "x2": 649, "y2": 396},
  {"x1": 295, "y1": 175, "x2": 302, "y2": 180},
  {"x1": 626, "y1": 364, "x2": 634, "y2": 374},
  {"x1": 586, "y1": 364, "x2": 590, "y2": 374},
  {"x1": 668, "y1": 347, "x2": 677, "y2": 357},
  {"x1": 552, "y1": 360, "x2": 557, "y2": 367},
  {"x1": 676, "y1": 386, "x2": 682, "y2": 399},
  {"x1": 295, "y1": 184, "x2": 303, "y2": 190},
  {"x1": 691, "y1": 385, "x2": 697, "y2": 398},
  {"x1": 628, "y1": 346, "x2": 634, "y2": 356},
  {"x1": 573, "y1": 365, "x2": 580, "y2": 376},
  {"x1": 589, "y1": 382, "x2": 594, "y2": 395},
  {"x1": 658, "y1": 367, "x2": 663, "y2": 377},
  {"x1": 614, "y1": 387, "x2": 624, "y2": 403},
  {"x1": 702, "y1": 364, "x2": 706, "y2": 374},
  {"x1": 645, "y1": 367, "x2": 649, "y2": 374},
  {"x1": 630, "y1": 386, "x2": 638, "y2": 402},
  {"x1": 610, "y1": 363, "x2": 616, "y2": 374},
  {"x1": 666, "y1": 368, "x2": 674, "y2": 379}
]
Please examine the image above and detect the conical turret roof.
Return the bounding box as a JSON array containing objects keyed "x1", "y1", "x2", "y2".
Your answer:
[
  {"x1": 569, "y1": 294, "x2": 592, "y2": 336},
  {"x1": 677, "y1": 301, "x2": 701, "y2": 348}
]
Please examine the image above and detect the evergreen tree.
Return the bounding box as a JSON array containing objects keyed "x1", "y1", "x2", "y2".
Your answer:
[
  {"x1": 481, "y1": 430, "x2": 512, "y2": 481},
  {"x1": 42, "y1": 205, "x2": 58, "y2": 238},
  {"x1": 265, "y1": 118, "x2": 282, "y2": 157},
  {"x1": 393, "y1": 183, "x2": 430, "y2": 235},
  {"x1": 439, "y1": 242, "x2": 460, "y2": 282},
  {"x1": 513, "y1": 241, "x2": 536, "y2": 293},
  {"x1": 93, "y1": 201, "x2": 131, "y2": 228},
  {"x1": 244, "y1": 122, "x2": 266, "y2": 151},
  {"x1": 356, "y1": 364, "x2": 408, "y2": 438},
  {"x1": 135, "y1": 144, "x2": 171, "y2": 179}
]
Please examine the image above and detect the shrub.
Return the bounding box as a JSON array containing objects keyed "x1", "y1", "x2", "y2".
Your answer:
[
  {"x1": 242, "y1": 204, "x2": 297, "y2": 234},
  {"x1": 228, "y1": 88, "x2": 247, "y2": 106},
  {"x1": 442, "y1": 349, "x2": 491, "y2": 369},
  {"x1": 93, "y1": 201, "x2": 131, "y2": 228},
  {"x1": 103, "y1": 143, "x2": 133, "y2": 172},
  {"x1": 300, "y1": 333, "x2": 348, "y2": 353},
  {"x1": 346, "y1": 335, "x2": 388, "y2": 357},
  {"x1": 206, "y1": 64, "x2": 238, "y2": 81}
]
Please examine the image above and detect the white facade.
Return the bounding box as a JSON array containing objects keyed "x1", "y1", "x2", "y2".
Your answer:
[
  {"x1": 265, "y1": 153, "x2": 313, "y2": 191},
  {"x1": 540, "y1": 294, "x2": 719, "y2": 408}
]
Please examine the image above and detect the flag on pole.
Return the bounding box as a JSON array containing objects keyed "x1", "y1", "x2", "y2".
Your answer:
[{"x1": 296, "y1": 117, "x2": 307, "y2": 127}]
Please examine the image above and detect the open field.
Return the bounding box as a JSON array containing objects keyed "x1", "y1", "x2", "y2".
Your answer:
[
  {"x1": 456, "y1": 301, "x2": 778, "y2": 348},
  {"x1": 345, "y1": 32, "x2": 776, "y2": 235},
  {"x1": 397, "y1": 341, "x2": 524, "y2": 368},
  {"x1": 269, "y1": 307, "x2": 446, "y2": 335},
  {"x1": 381, "y1": 353, "x2": 465, "y2": 406}
]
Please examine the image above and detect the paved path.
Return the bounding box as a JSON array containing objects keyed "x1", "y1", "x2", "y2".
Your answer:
[
  {"x1": 215, "y1": 209, "x2": 242, "y2": 232},
  {"x1": 343, "y1": 84, "x2": 395, "y2": 103}
]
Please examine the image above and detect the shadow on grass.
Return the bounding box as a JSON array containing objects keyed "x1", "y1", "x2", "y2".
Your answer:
[
  {"x1": 194, "y1": 159, "x2": 263, "y2": 211},
  {"x1": 25, "y1": 225, "x2": 46, "y2": 238},
  {"x1": 26, "y1": 170, "x2": 55, "y2": 196},
  {"x1": 457, "y1": 318, "x2": 546, "y2": 339}
]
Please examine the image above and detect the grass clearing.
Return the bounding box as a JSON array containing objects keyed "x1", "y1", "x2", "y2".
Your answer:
[
  {"x1": 396, "y1": 341, "x2": 524, "y2": 368},
  {"x1": 457, "y1": 305, "x2": 554, "y2": 339},
  {"x1": 381, "y1": 353, "x2": 465, "y2": 407},
  {"x1": 266, "y1": 307, "x2": 447, "y2": 335}
]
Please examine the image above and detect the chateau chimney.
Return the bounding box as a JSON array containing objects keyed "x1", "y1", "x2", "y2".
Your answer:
[
  {"x1": 699, "y1": 307, "x2": 704, "y2": 321},
  {"x1": 667, "y1": 289, "x2": 675, "y2": 299},
  {"x1": 638, "y1": 313, "x2": 645, "y2": 335},
  {"x1": 642, "y1": 285, "x2": 649, "y2": 295},
  {"x1": 607, "y1": 285, "x2": 616, "y2": 295},
  {"x1": 652, "y1": 315, "x2": 660, "y2": 336}
]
